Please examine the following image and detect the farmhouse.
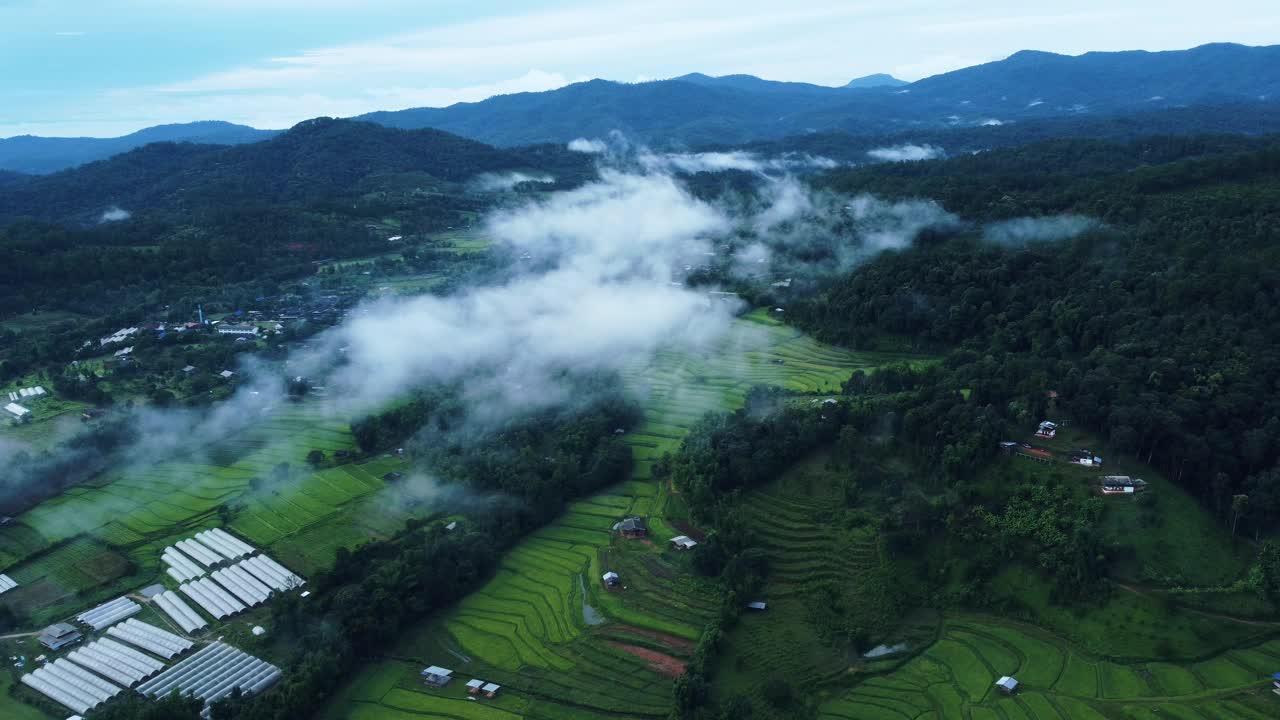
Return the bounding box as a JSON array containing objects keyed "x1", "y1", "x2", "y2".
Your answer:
[
  {"x1": 602, "y1": 571, "x2": 620, "y2": 587},
  {"x1": 219, "y1": 370, "x2": 235, "y2": 379},
  {"x1": 420, "y1": 665, "x2": 453, "y2": 687},
  {"x1": 0, "y1": 573, "x2": 18, "y2": 595},
  {"x1": 612, "y1": 517, "x2": 647, "y2": 538},
  {"x1": 483, "y1": 682, "x2": 501, "y2": 698},
  {"x1": 1101, "y1": 476, "x2": 1148, "y2": 495},
  {"x1": 669, "y1": 535, "x2": 699, "y2": 551},
  {"x1": 217, "y1": 323, "x2": 260, "y2": 337},
  {"x1": 1035, "y1": 421, "x2": 1058, "y2": 438},
  {"x1": 38, "y1": 623, "x2": 82, "y2": 651},
  {"x1": 466, "y1": 678, "x2": 484, "y2": 695},
  {"x1": 996, "y1": 676, "x2": 1020, "y2": 694},
  {"x1": 745, "y1": 601, "x2": 768, "y2": 611},
  {"x1": 182, "y1": 365, "x2": 196, "y2": 373}
]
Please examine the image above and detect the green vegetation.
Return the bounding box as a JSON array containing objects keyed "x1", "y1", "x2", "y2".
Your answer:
[
  {"x1": 822, "y1": 617, "x2": 1280, "y2": 720},
  {"x1": 318, "y1": 316, "x2": 919, "y2": 720}
]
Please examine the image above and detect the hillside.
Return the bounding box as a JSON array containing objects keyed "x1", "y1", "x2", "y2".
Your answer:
[
  {"x1": 356, "y1": 43, "x2": 1280, "y2": 146},
  {"x1": 0, "y1": 121, "x2": 280, "y2": 174},
  {"x1": 0, "y1": 118, "x2": 592, "y2": 224}
]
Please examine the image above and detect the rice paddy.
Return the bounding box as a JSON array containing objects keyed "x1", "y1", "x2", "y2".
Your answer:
[
  {"x1": 820, "y1": 617, "x2": 1280, "y2": 720},
  {"x1": 322, "y1": 311, "x2": 921, "y2": 719}
]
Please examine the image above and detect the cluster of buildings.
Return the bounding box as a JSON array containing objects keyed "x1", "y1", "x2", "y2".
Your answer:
[
  {"x1": 12, "y1": 528, "x2": 293, "y2": 715},
  {"x1": 420, "y1": 665, "x2": 502, "y2": 699},
  {"x1": 4, "y1": 385, "x2": 49, "y2": 422}
]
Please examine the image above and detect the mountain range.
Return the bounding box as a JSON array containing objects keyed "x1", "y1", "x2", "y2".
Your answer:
[
  {"x1": 0, "y1": 121, "x2": 279, "y2": 175},
  {"x1": 0, "y1": 119, "x2": 590, "y2": 224},
  {"x1": 3, "y1": 42, "x2": 1279, "y2": 174}
]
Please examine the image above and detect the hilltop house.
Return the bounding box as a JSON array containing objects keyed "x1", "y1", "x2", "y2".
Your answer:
[
  {"x1": 602, "y1": 571, "x2": 620, "y2": 587},
  {"x1": 996, "y1": 676, "x2": 1020, "y2": 695},
  {"x1": 612, "y1": 517, "x2": 647, "y2": 539},
  {"x1": 1035, "y1": 421, "x2": 1058, "y2": 438}
]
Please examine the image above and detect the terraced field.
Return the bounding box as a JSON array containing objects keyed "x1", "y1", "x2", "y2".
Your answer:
[
  {"x1": 822, "y1": 617, "x2": 1280, "y2": 720},
  {"x1": 621, "y1": 308, "x2": 926, "y2": 480},
  {"x1": 325, "y1": 312, "x2": 921, "y2": 719},
  {"x1": 0, "y1": 402, "x2": 408, "y2": 623}
]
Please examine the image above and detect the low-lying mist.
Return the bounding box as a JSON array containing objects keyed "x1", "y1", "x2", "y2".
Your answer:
[{"x1": 3, "y1": 136, "x2": 1099, "y2": 532}]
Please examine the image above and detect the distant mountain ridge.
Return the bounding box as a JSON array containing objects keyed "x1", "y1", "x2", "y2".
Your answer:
[
  {"x1": 0, "y1": 121, "x2": 280, "y2": 174},
  {"x1": 0, "y1": 119, "x2": 590, "y2": 224},
  {"x1": 844, "y1": 73, "x2": 907, "y2": 89},
  {"x1": 356, "y1": 42, "x2": 1280, "y2": 146},
  {"x1": 4, "y1": 42, "x2": 1279, "y2": 173}
]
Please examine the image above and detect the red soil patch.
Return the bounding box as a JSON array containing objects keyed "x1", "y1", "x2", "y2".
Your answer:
[
  {"x1": 609, "y1": 642, "x2": 687, "y2": 678},
  {"x1": 670, "y1": 519, "x2": 706, "y2": 542},
  {"x1": 611, "y1": 625, "x2": 695, "y2": 654}
]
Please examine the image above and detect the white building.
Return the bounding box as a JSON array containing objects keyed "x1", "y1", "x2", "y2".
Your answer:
[
  {"x1": 217, "y1": 324, "x2": 260, "y2": 337},
  {"x1": 4, "y1": 403, "x2": 31, "y2": 419}
]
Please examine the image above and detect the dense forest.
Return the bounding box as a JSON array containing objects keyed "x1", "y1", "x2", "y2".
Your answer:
[{"x1": 783, "y1": 135, "x2": 1280, "y2": 534}]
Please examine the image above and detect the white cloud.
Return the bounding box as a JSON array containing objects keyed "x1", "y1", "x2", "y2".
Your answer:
[
  {"x1": 568, "y1": 138, "x2": 608, "y2": 154},
  {"x1": 471, "y1": 171, "x2": 555, "y2": 192},
  {"x1": 98, "y1": 206, "x2": 130, "y2": 223},
  {"x1": 867, "y1": 144, "x2": 943, "y2": 162}
]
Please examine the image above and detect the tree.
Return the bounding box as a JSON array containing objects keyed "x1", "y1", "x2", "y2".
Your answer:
[
  {"x1": 1231, "y1": 494, "x2": 1250, "y2": 538},
  {"x1": 306, "y1": 449, "x2": 325, "y2": 468}
]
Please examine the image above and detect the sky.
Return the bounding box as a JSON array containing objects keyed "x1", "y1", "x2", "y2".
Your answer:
[{"x1": 2, "y1": 0, "x2": 1278, "y2": 138}]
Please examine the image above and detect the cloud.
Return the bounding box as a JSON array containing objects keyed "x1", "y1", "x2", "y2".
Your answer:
[
  {"x1": 98, "y1": 206, "x2": 131, "y2": 223},
  {"x1": 54, "y1": 31, "x2": 86, "y2": 37},
  {"x1": 983, "y1": 215, "x2": 1098, "y2": 245},
  {"x1": 640, "y1": 150, "x2": 838, "y2": 174},
  {"x1": 568, "y1": 138, "x2": 608, "y2": 154},
  {"x1": 471, "y1": 171, "x2": 555, "y2": 192},
  {"x1": 866, "y1": 144, "x2": 943, "y2": 162},
  {"x1": 980, "y1": 118, "x2": 1004, "y2": 126}
]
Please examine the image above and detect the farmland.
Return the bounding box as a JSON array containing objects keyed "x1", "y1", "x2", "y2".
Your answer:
[
  {"x1": 321, "y1": 311, "x2": 922, "y2": 719},
  {"x1": 0, "y1": 400, "x2": 409, "y2": 627},
  {"x1": 820, "y1": 616, "x2": 1280, "y2": 720}
]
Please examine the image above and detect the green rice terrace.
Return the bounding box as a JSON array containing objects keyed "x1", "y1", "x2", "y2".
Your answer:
[
  {"x1": 705, "y1": 439, "x2": 1280, "y2": 720},
  {"x1": 820, "y1": 616, "x2": 1280, "y2": 720},
  {"x1": 320, "y1": 310, "x2": 927, "y2": 720},
  {"x1": 0, "y1": 401, "x2": 410, "y2": 629}
]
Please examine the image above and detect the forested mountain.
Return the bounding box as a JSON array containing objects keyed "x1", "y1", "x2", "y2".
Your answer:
[
  {"x1": 0, "y1": 121, "x2": 280, "y2": 174},
  {"x1": 730, "y1": 100, "x2": 1280, "y2": 163},
  {"x1": 0, "y1": 119, "x2": 592, "y2": 324},
  {"x1": 0, "y1": 170, "x2": 27, "y2": 188},
  {"x1": 357, "y1": 43, "x2": 1280, "y2": 146},
  {"x1": 843, "y1": 73, "x2": 907, "y2": 89},
  {"x1": 0, "y1": 118, "x2": 592, "y2": 224},
  {"x1": 784, "y1": 134, "x2": 1280, "y2": 533}
]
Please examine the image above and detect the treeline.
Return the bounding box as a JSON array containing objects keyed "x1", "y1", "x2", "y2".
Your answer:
[
  {"x1": 201, "y1": 375, "x2": 638, "y2": 720},
  {"x1": 787, "y1": 135, "x2": 1280, "y2": 534}
]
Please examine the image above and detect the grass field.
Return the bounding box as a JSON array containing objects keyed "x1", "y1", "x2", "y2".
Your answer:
[
  {"x1": 821, "y1": 616, "x2": 1280, "y2": 720},
  {"x1": 321, "y1": 312, "x2": 923, "y2": 719}
]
